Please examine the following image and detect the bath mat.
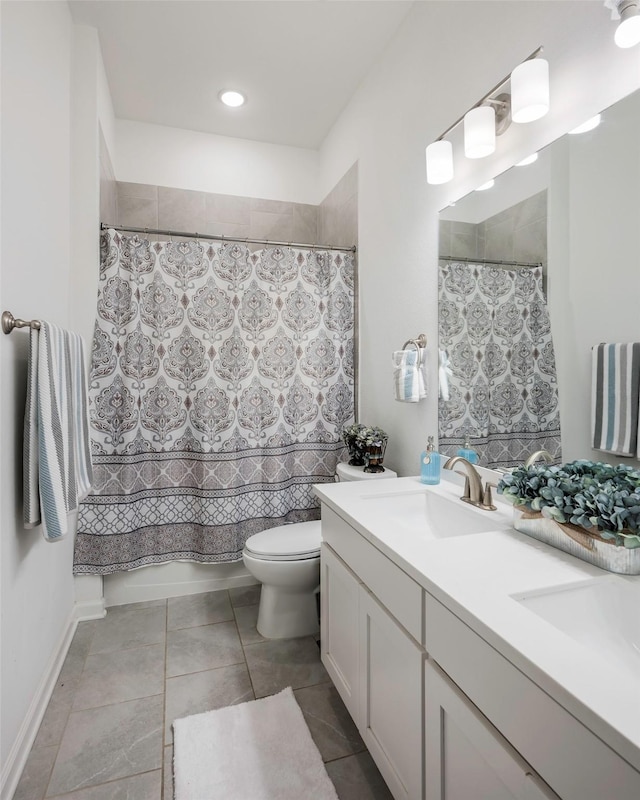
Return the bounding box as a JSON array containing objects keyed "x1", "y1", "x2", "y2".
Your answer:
[{"x1": 173, "y1": 686, "x2": 339, "y2": 800}]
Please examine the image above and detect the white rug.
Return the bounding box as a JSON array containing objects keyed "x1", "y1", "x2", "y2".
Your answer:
[{"x1": 173, "y1": 686, "x2": 339, "y2": 800}]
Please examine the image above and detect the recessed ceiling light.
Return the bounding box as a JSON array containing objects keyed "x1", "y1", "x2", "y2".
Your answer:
[
  {"x1": 516, "y1": 153, "x2": 539, "y2": 167},
  {"x1": 475, "y1": 179, "x2": 495, "y2": 191},
  {"x1": 568, "y1": 114, "x2": 601, "y2": 135},
  {"x1": 219, "y1": 90, "x2": 246, "y2": 108}
]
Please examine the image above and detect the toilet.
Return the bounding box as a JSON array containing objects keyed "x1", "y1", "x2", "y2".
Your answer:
[{"x1": 242, "y1": 462, "x2": 398, "y2": 638}]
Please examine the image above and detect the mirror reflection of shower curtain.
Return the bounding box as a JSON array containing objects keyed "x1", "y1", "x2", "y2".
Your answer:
[
  {"x1": 438, "y1": 262, "x2": 561, "y2": 469},
  {"x1": 74, "y1": 229, "x2": 355, "y2": 574}
]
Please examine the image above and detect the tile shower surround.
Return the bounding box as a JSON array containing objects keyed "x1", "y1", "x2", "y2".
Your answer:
[
  {"x1": 14, "y1": 587, "x2": 393, "y2": 800},
  {"x1": 107, "y1": 162, "x2": 358, "y2": 251}
]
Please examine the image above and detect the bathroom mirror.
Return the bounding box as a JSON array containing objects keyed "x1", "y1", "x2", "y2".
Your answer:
[{"x1": 438, "y1": 87, "x2": 640, "y2": 468}]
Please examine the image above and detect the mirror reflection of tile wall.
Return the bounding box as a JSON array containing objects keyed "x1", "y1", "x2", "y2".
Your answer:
[{"x1": 439, "y1": 190, "x2": 546, "y2": 275}]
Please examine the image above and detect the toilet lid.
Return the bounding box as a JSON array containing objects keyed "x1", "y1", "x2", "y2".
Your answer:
[{"x1": 244, "y1": 521, "x2": 322, "y2": 561}]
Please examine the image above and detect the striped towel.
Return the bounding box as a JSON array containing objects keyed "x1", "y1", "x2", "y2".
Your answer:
[
  {"x1": 24, "y1": 322, "x2": 93, "y2": 541},
  {"x1": 591, "y1": 342, "x2": 640, "y2": 457},
  {"x1": 392, "y1": 348, "x2": 427, "y2": 403}
]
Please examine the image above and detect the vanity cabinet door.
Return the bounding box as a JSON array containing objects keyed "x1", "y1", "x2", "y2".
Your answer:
[
  {"x1": 320, "y1": 543, "x2": 361, "y2": 721},
  {"x1": 425, "y1": 660, "x2": 559, "y2": 800},
  {"x1": 359, "y1": 585, "x2": 424, "y2": 800}
]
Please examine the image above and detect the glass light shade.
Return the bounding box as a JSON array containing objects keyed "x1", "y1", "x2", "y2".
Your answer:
[
  {"x1": 568, "y1": 114, "x2": 601, "y2": 135},
  {"x1": 511, "y1": 59, "x2": 549, "y2": 123},
  {"x1": 615, "y1": 13, "x2": 640, "y2": 47},
  {"x1": 516, "y1": 153, "x2": 538, "y2": 166},
  {"x1": 219, "y1": 90, "x2": 246, "y2": 107},
  {"x1": 426, "y1": 140, "x2": 453, "y2": 185},
  {"x1": 464, "y1": 106, "x2": 496, "y2": 159}
]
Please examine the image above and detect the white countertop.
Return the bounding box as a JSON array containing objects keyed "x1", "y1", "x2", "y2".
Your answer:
[{"x1": 314, "y1": 474, "x2": 640, "y2": 774}]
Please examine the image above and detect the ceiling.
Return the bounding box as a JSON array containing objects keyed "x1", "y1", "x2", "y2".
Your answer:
[{"x1": 69, "y1": 1, "x2": 414, "y2": 150}]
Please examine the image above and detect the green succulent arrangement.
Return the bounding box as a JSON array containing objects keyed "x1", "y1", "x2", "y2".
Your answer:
[
  {"x1": 342, "y1": 423, "x2": 388, "y2": 449},
  {"x1": 498, "y1": 460, "x2": 640, "y2": 549}
]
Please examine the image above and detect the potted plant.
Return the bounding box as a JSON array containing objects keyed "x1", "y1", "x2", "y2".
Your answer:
[
  {"x1": 342, "y1": 424, "x2": 389, "y2": 472},
  {"x1": 498, "y1": 460, "x2": 640, "y2": 573}
]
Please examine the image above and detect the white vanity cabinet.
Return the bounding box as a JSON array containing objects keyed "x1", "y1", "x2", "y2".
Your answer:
[
  {"x1": 320, "y1": 542, "x2": 360, "y2": 720},
  {"x1": 318, "y1": 497, "x2": 640, "y2": 800},
  {"x1": 320, "y1": 505, "x2": 424, "y2": 800},
  {"x1": 358, "y1": 586, "x2": 424, "y2": 800},
  {"x1": 425, "y1": 660, "x2": 559, "y2": 800}
]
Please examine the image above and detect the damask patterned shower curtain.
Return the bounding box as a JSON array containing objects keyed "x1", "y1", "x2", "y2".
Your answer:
[
  {"x1": 438, "y1": 262, "x2": 561, "y2": 468},
  {"x1": 74, "y1": 229, "x2": 355, "y2": 574}
]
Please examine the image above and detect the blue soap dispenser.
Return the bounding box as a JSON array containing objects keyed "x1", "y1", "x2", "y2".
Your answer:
[
  {"x1": 457, "y1": 435, "x2": 478, "y2": 464},
  {"x1": 420, "y1": 436, "x2": 441, "y2": 485}
]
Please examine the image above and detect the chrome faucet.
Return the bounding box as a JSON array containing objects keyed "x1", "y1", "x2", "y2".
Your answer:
[
  {"x1": 442, "y1": 456, "x2": 496, "y2": 511},
  {"x1": 524, "y1": 449, "x2": 554, "y2": 468}
]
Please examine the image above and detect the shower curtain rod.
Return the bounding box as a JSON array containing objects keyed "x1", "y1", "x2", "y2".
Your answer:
[
  {"x1": 439, "y1": 254, "x2": 542, "y2": 268},
  {"x1": 101, "y1": 223, "x2": 357, "y2": 253}
]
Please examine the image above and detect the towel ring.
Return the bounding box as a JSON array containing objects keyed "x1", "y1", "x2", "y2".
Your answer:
[
  {"x1": 401, "y1": 333, "x2": 427, "y2": 351},
  {"x1": 400, "y1": 333, "x2": 427, "y2": 367}
]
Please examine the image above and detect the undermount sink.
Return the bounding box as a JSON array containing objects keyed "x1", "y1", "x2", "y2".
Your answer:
[
  {"x1": 513, "y1": 577, "x2": 640, "y2": 684},
  {"x1": 361, "y1": 488, "x2": 512, "y2": 538}
]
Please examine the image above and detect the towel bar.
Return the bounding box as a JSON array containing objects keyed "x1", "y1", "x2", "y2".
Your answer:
[{"x1": 2, "y1": 311, "x2": 41, "y2": 334}]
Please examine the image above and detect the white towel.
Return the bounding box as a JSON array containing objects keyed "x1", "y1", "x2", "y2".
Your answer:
[
  {"x1": 438, "y1": 349, "x2": 452, "y2": 402},
  {"x1": 591, "y1": 342, "x2": 640, "y2": 457},
  {"x1": 392, "y1": 348, "x2": 427, "y2": 403},
  {"x1": 24, "y1": 322, "x2": 93, "y2": 541}
]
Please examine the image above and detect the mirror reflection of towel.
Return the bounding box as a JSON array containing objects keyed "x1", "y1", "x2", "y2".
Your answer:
[
  {"x1": 439, "y1": 349, "x2": 451, "y2": 401},
  {"x1": 392, "y1": 348, "x2": 427, "y2": 402}
]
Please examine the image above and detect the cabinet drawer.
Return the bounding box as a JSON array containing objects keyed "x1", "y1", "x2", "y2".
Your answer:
[
  {"x1": 321, "y1": 504, "x2": 423, "y2": 642},
  {"x1": 425, "y1": 592, "x2": 640, "y2": 800}
]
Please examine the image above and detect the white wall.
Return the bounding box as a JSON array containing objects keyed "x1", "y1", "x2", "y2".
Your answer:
[
  {"x1": 319, "y1": 0, "x2": 640, "y2": 476},
  {"x1": 0, "y1": 1, "x2": 76, "y2": 793},
  {"x1": 115, "y1": 119, "x2": 320, "y2": 204}
]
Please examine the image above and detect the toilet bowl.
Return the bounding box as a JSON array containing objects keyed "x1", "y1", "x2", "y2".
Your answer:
[{"x1": 242, "y1": 462, "x2": 398, "y2": 639}]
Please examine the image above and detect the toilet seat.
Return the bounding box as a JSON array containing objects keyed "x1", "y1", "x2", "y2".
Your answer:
[{"x1": 244, "y1": 521, "x2": 321, "y2": 561}]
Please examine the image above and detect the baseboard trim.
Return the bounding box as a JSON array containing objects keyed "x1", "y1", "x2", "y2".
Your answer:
[
  {"x1": 0, "y1": 609, "x2": 77, "y2": 800},
  {"x1": 75, "y1": 597, "x2": 107, "y2": 621}
]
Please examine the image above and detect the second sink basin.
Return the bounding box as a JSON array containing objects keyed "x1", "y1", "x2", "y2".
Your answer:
[
  {"x1": 513, "y1": 576, "x2": 640, "y2": 684},
  {"x1": 361, "y1": 488, "x2": 512, "y2": 538}
]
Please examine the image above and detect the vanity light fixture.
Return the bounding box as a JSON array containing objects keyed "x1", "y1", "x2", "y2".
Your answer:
[
  {"x1": 219, "y1": 90, "x2": 246, "y2": 107},
  {"x1": 568, "y1": 114, "x2": 602, "y2": 134},
  {"x1": 425, "y1": 47, "x2": 548, "y2": 185},
  {"x1": 516, "y1": 153, "x2": 539, "y2": 166},
  {"x1": 605, "y1": 0, "x2": 640, "y2": 47}
]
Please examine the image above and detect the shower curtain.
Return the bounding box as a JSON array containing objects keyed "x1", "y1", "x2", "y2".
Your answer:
[
  {"x1": 438, "y1": 262, "x2": 561, "y2": 469},
  {"x1": 74, "y1": 229, "x2": 355, "y2": 574}
]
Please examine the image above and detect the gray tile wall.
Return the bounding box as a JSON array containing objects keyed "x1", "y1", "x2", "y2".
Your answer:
[
  {"x1": 439, "y1": 190, "x2": 547, "y2": 270},
  {"x1": 318, "y1": 163, "x2": 358, "y2": 249},
  {"x1": 112, "y1": 183, "x2": 321, "y2": 246}
]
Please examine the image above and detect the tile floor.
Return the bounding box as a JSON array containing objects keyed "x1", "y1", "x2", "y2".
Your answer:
[{"x1": 14, "y1": 585, "x2": 393, "y2": 800}]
